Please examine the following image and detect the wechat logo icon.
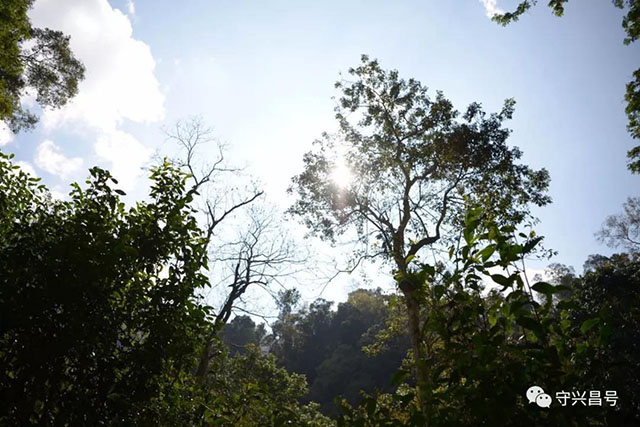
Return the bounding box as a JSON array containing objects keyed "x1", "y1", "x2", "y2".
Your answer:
[{"x1": 527, "y1": 385, "x2": 552, "y2": 408}]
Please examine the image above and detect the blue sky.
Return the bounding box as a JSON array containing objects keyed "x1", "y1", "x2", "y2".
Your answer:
[{"x1": 2, "y1": 0, "x2": 638, "y2": 303}]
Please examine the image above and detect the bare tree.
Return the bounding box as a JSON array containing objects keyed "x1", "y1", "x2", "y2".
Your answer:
[
  {"x1": 164, "y1": 117, "x2": 305, "y2": 382},
  {"x1": 164, "y1": 117, "x2": 263, "y2": 242},
  {"x1": 597, "y1": 196, "x2": 640, "y2": 253},
  {"x1": 195, "y1": 205, "x2": 306, "y2": 380}
]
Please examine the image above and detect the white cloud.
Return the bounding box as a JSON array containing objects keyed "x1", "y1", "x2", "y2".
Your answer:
[
  {"x1": 479, "y1": 0, "x2": 503, "y2": 18},
  {"x1": 126, "y1": 0, "x2": 135, "y2": 17},
  {"x1": 50, "y1": 188, "x2": 68, "y2": 201},
  {"x1": 35, "y1": 140, "x2": 83, "y2": 179},
  {"x1": 30, "y1": 0, "x2": 164, "y2": 131},
  {"x1": 28, "y1": 0, "x2": 164, "y2": 191},
  {"x1": 95, "y1": 129, "x2": 151, "y2": 191},
  {"x1": 15, "y1": 161, "x2": 38, "y2": 177},
  {"x1": 0, "y1": 122, "x2": 14, "y2": 147}
]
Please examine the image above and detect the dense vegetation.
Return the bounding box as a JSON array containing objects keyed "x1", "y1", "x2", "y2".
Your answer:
[
  {"x1": 1, "y1": 1, "x2": 639, "y2": 425},
  {"x1": 2, "y1": 146, "x2": 638, "y2": 425}
]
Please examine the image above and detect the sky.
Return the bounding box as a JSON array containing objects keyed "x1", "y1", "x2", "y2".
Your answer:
[{"x1": 2, "y1": 0, "x2": 639, "y2": 307}]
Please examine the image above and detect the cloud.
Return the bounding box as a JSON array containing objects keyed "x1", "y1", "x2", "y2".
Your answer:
[
  {"x1": 0, "y1": 122, "x2": 14, "y2": 147},
  {"x1": 30, "y1": 0, "x2": 164, "y2": 131},
  {"x1": 126, "y1": 0, "x2": 135, "y2": 16},
  {"x1": 95, "y1": 129, "x2": 151, "y2": 191},
  {"x1": 479, "y1": 0, "x2": 503, "y2": 18},
  {"x1": 50, "y1": 188, "x2": 68, "y2": 201},
  {"x1": 35, "y1": 140, "x2": 83, "y2": 179},
  {"x1": 28, "y1": 0, "x2": 164, "y2": 191}
]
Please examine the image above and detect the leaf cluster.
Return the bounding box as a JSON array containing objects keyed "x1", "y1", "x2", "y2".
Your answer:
[
  {"x1": 0, "y1": 0, "x2": 85, "y2": 132},
  {"x1": 336, "y1": 206, "x2": 635, "y2": 426}
]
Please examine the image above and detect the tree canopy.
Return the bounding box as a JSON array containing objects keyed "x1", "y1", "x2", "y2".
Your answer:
[
  {"x1": 0, "y1": 0, "x2": 84, "y2": 132},
  {"x1": 289, "y1": 56, "x2": 550, "y2": 265},
  {"x1": 289, "y1": 55, "x2": 550, "y2": 410},
  {"x1": 0, "y1": 149, "x2": 332, "y2": 425},
  {"x1": 0, "y1": 152, "x2": 211, "y2": 424},
  {"x1": 268, "y1": 288, "x2": 409, "y2": 416}
]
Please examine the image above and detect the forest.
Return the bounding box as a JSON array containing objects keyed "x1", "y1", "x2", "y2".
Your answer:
[{"x1": 1, "y1": 0, "x2": 640, "y2": 426}]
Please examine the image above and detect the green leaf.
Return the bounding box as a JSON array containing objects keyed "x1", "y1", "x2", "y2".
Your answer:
[
  {"x1": 580, "y1": 317, "x2": 600, "y2": 334},
  {"x1": 522, "y1": 236, "x2": 543, "y2": 254},
  {"x1": 556, "y1": 299, "x2": 579, "y2": 310},
  {"x1": 478, "y1": 244, "x2": 496, "y2": 262},
  {"x1": 531, "y1": 282, "x2": 558, "y2": 295},
  {"x1": 488, "y1": 310, "x2": 498, "y2": 327},
  {"x1": 391, "y1": 369, "x2": 409, "y2": 387},
  {"x1": 516, "y1": 316, "x2": 543, "y2": 338},
  {"x1": 491, "y1": 274, "x2": 513, "y2": 289},
  {"x1": 599, "y1": 323, "x2": 613, "y2": 346}
]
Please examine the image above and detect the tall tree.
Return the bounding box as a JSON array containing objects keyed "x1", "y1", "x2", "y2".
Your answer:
[
  {"x1": 492, "y1": 0, "x2": 640, "y2": 172},
  {"x1": 0, "y1": 0, "x2": 84, "y2": 132},
  {"x1": 164, "y1": 118, "x2": 303, "y2": 383},
  {"x1": 289, "y1": 56, "x2": 550, "y2": 409}
]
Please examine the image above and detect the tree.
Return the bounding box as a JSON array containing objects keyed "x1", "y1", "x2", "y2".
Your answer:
[
  {"x1": 540, "y1": 262, "x2": 576, "y2": 302},
  {"x1": 203, "y1": 345, "x2": 333, "y2": 426},
  {"x1": 567, "y1": 253, "x2": 640, "y2": 424},
  {"x1": 164, "y1": 118, "x2": 304, "y2": 385},
  {"x1": 582, "y1": 253, "x2": 610, "y2": 273},
  {"x1": 596, "y1": 196, "x2": 640, "y2": 253},
  {"x1": 209, "y1": 205, "x2": 302, "y2": 328},
  {"x1": 288, "y1": 55, "x2": 550, "y2": 408},
  {"x1": 220, "y1": 315, "x2": 267, "y2": 356},
  {"x1": 0, "y1": 151, "x2": 211, "y2": 424},
  {"x1": 0, "y1": 0, "x2": 85, "y2": 132},
  {"x1": 492, "y1": 0, "x2": 640, "y2": 172},
  {"x1": 269, "y1": 288, "x2": 409, "y2": 416},
  {"x1": 163, "y1": 117, "x2": 262, "y2": 381},
  {"x1": 337, "y1": 208, "x2": 618, "y2": 426},
  {"x1": 0, "y1": 148, "x2": 332, "y2": 425}
]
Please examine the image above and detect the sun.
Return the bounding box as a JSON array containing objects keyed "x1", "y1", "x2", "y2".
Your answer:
[{"x1": 330, "y1": 158, "x2": 354, "y2": 189}]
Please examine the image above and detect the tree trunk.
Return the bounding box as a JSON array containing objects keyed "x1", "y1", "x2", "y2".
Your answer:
[
  {"x1": 404, "y1": 287, "x2": 430, "y2": 417},
  {"x1": 195, "y1": 338, "x2": 212, "y2": 384}
]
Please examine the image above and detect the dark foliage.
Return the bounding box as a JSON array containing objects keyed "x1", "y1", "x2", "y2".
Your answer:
[
  {"x1": 0, "y1": 152, "x2": 210, "y2": 424},
  {"x1": 268, "y1": 289, "x2": 409, "y2": 416}
]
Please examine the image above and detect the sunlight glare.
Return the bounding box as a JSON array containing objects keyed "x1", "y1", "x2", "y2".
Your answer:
[{"x1": 330, "y1": 158, "x2": 354, "y2": 189}]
